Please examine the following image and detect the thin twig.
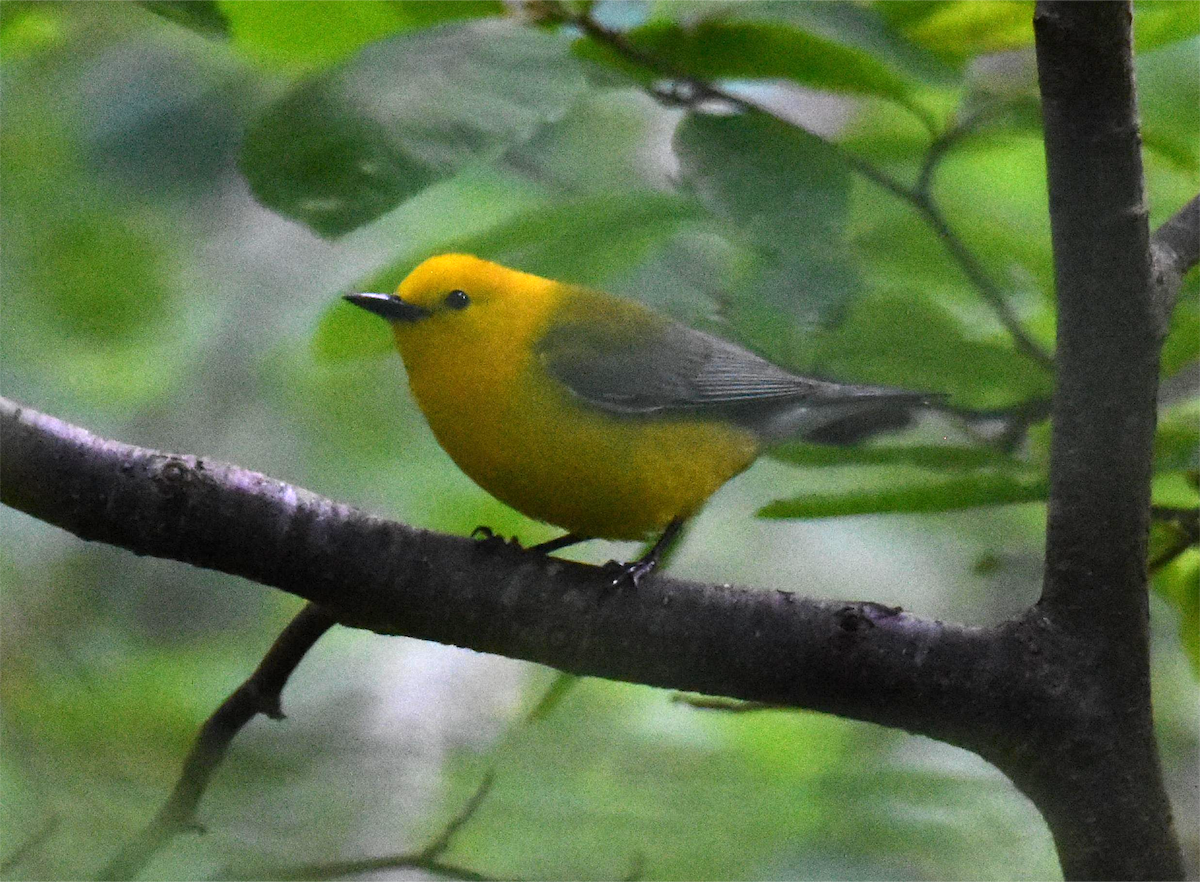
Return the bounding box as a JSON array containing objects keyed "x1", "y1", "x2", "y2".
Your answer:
[
  {"x1": 935, "y1": 396, "x2": 1053, "y2": 452},
  {"x1": 236, "y1": 672, "x2": 648, "y2": 882},
  {"x1": 911, "y1": 195, "x2": 1055, "y2": 371},
  {"x1": 236, "y1": 768, "x2": 648, "y2": 878},
  {"x1": 916, "y1": 98, "x2": 1033, "y2": 199},
  {"x1": 1, "y1": 815, "x2": 60, "y2": 874},
  {"x1": 238, "y1": 854, "x2": 643, "y2": 882},
  {"x1": 418, "y1": 773, "x2": 496, "y2": 861},
  {"x1": 912, "y1": 96, "x2": 1059, "y2": 374},
  {"x1": 95, "y1": 603, "x2": 337, "y2": 881},
  {"x1": 672, "y1": 695, "x2": 781, "y2": 712},
  {"x1": 1153, "y1": 193, "x2": 1200, "y2": 275},
  {"x1": 1148, "y1": 506, "x2": 1200, "y2": 573},
  {"x1": 560, "y1": 4, "x2": 913, "y2": 205},
  {"x1": 1149, "y1": 531, "x2": 1199, "y2": 574},
  {"x1": 522, "y1": 669, "x2": 578, "y2": 723},
  {"x1": 1150, "y1": 506, "x2": 1200, "y2": 528},
  {"x1": 552, "y1": 2, "x2": 1055, "y2": 371},
  {"x1": 233, "y1": 855, "x2": 504, "y2": 882}
]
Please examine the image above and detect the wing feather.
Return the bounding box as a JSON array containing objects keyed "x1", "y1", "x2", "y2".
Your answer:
[{"x1": 536, "y1": 288, "x2": 932, "y2": 438}]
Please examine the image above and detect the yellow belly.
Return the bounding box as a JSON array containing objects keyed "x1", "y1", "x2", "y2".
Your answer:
[{"x1": 403, "y1": 347, "x2": 760, "y2": 540}]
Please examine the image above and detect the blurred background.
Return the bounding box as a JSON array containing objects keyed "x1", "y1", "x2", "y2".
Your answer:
[{"x1": 1, "y1": 2, "x2": 1196, "y2": 879}]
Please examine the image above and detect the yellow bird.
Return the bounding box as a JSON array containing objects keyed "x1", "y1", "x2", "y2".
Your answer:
[{"x1": 346, "y1": 254, "x2": 931, "y2": 584}]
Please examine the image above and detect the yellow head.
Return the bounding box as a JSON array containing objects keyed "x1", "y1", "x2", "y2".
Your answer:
[{"x1": 345, "y1": 253, "x2": 562, "y2": 378}]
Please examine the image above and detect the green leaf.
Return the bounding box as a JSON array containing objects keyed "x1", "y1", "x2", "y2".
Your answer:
[
  {"x1": 1143, "y1": 127, "x2": 1200, "y2": 174},
  {"x1": 436, "y1": 677, "x2": 1060, "y2": 880},
  {"x1": 808, "y1": 289, "x2": 1052, "y2": 407},
  {"x1": 648, "y1": 0, "x2": 732, "y2": 21},
  {"x1": 242, "y1": 79, "x2": 435, "y2": 237},
  {"x1": 222, "y1": 0, "x2": 409, "y2": 68},
  {"x1": 241, "y1": 20, "x2": 585, "y2": 237},
  {"x1": 771, "y1": 442, "x2": 1005, "y2": 471},
  {"x1": 0, "y1": 3, "x2": 66, "y2": 59},
  {"x1": 676, "y1": 113, "x2": 850, "y2": 247},
  {"x1": 576, "y1": 19, "x2": 918, "y2": 106},
  {"x1": 759, "y1": 469, "x2": 1048, "y2": 519},
  {"x1": 1155, "y1": 415, "x2": 1200, "y2": 473},
  {"x1": 403, "y1": 189, "x2": 699, "y2": 287},
  {"x1": 141, "y1": 1, "x2": 229, "y2": 37},
  {"x1": 1134, "y1": 1, "x2": 1200, "y2": 52},
  {"x1": 501, "y1": 88, "x2": 669, "y2": 195},
  {"x1": 674, "y1": 111, "x2": 859, "y2": 329},
  {"x1": 385, "y1": 0, "x2": 505, "y2": 32},
  {"x1": 871, "y1": 2, "x2": 947, "y2": 33},
  {"x1": 899, "y1": 1, "x2": 1034, "y2": 66},
  {"x1": 1152, "y1": 550, "x2": 1199, "y2": 678},
  {"x1": 1161, "y1": 276, "x2": 1199, "y2": 377},
  {"x1": 220, "y1": 0, "x2": 503, "y2": 69},
  {"x1": 1137, "y1": 38, "x2": 1200, "y2": 172},
  {"x1": 21, "y1": 213, "x2": 171, "y2": 343},
  {"x1": 755, "y1": 0, "x2": 957, "y2": 86}
]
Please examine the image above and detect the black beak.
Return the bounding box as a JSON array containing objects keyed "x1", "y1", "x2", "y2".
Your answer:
[{"x1": 343, "y1": 292, "x2": 430, "y2": 322}]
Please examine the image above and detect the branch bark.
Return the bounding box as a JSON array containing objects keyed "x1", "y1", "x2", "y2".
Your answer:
[
  {"x1": 1150, "y1": 193, "x2": 1200, "y2": 335},
  {"x1": 0, "y1": 388, "x2": 1184, "y2": 879},
  {"x1": 1032, "y1": 2, "x2": 1184, "y2": 878},
  {"x1": 0, "y1": 397, "x2": 1017, "y2": 757}
]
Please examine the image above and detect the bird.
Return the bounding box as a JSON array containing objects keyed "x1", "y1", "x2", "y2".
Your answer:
[{"x1": 345, "y1": 253, "x2": 935, "y2": 585}]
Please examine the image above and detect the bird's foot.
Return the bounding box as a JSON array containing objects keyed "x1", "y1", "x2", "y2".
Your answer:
[
  {"x1": 603, "y1": 557, "x2": 659, "y2": 589},
  {"x1": 603, "y1": 519, "x2": 684, "y2": 588},
  {"x1": 471, "y1": 526, "x2": 524, "y2": 552}
]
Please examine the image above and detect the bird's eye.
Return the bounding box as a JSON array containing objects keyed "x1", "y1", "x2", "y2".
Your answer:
[{"x1": 444, "y1": 289, "x2": 470, "y2": 310}]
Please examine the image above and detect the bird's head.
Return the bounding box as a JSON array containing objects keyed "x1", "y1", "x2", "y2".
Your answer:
[
  {"x1": 346, "y1": 253, "x2": 556, "y2": 321},
  {"x1": 344, "y1": 253, "x2": 560, "y2": 365}
]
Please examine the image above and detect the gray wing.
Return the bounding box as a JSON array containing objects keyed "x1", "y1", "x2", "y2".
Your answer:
[{"x1": 537, "y1": 316, "x2": 933, "y2": 439}]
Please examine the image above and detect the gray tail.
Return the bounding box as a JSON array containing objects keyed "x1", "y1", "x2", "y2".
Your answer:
[
  {"x1": 803, "y1": 403, "x2": 924, "y2": 445},
  {"x1": 766, "y1": 388, "x2": 945, "y2": 445},
  {"x1": 810, "y1": 388, "x2": 944, "y2": 445}
]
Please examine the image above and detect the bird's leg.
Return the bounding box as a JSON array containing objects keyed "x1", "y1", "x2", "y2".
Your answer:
[
  {"x1": 472, "y1": 527, "x2": 588, "y2": 556},
  {"x1": 529, "y1": 533, "x2": 588, "y2": 554},
  {"x1": 608, "y1": 519, "x2": 685, "y2": 588}
]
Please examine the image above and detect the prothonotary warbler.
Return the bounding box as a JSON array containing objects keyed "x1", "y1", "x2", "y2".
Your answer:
[{"x1": 346, "y1": 254, "x2": 934, "y2": 584}]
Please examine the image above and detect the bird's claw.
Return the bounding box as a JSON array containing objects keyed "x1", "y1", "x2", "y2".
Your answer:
[
  {"x1": 471, "y1": 526, "x2": 524, "y2": 552},
  {"x1": 604, "y1": 557, "x2": 658, "y2": 589}
]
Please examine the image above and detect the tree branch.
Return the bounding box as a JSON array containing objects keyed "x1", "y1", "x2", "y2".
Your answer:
[
  {"x1": 1149, "y1": 506, "x2": 1200, "y2": 573},
  {"x1": 1031, "y1": 2, "x2": 1183, "y2": 878},
  {"x1": 95, "y1": 603, "x2": 336, "y2": 881},
  {"x1": 909, "y1": 195, "x2": 1056, "y2": 371},
  {"x1": 1150, "y1": 193, "x2": 1200, "y2": 336},
  {"x1": 915, "y1": 98, "x2": 1033, "y2": 200},
  {"x1": 936, "y1": 395, "x2": 1054, "y2": 452},
  {"x1": 0, "y1": 396, "x2": 1021, "y2": 758}
]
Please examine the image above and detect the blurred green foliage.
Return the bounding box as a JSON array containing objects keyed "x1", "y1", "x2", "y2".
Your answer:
[
  {"x1": 2, "y1": 2, "x2": 1197, "y2": 880},
  {"x1": 574, "y1": 18, "x2": 927, "y2": 117}
]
